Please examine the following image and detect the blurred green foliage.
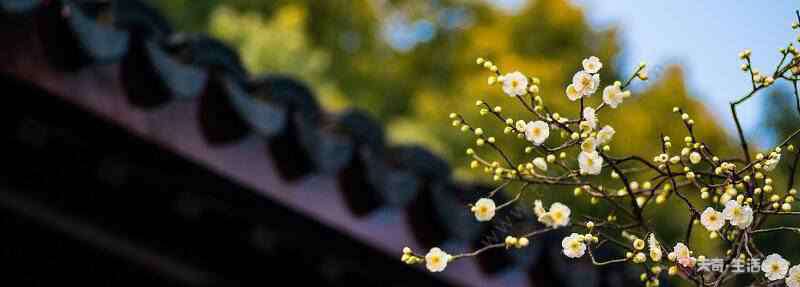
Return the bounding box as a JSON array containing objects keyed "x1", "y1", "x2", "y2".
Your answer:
[
  {"x1": 151, "y1": 0, "x2": 798, "y2": 284},
  {"x1": 153, "y1": 0, "x2": 736, "y2": 162},
  {"x1": 207, "y1": 4, "x2": 348, "y2": 111}
]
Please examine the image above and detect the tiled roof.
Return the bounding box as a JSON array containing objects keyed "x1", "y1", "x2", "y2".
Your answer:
[{"x1": 0, "y1": 1, "x2": 634, "y2": 286}]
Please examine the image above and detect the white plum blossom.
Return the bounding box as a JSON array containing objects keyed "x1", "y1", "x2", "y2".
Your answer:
[
  {"x1": 763, "y1": 152, "x2": 781, "y2": 171},
  {"x1": 536, "y1": 214, "x2": 555, "y2": 229},
  {"x1": 533, "y1": 200, "x2": 547, "y2": 218},
  {"x1": 582, "y1": 56, "x2": 603, "y2": 73},
  {"x1": 669, "y1": 242, "x2": 696, "y2": 268},
  {"x1": 566, "y1": 84, "x2": 581, "y2": 101},
  {"x1": 572, "y1": 71, "x2": 600, "y2": 96},
  {"x1": 762, "y1": 253, "x2": 790, "y2": 281},
  {"x1": 535, "y1": 201, "x2": 572, "y2": 228},
  {"x1": 471, "y1": 198, "x2": 496, "y2": 222},
  {"x1": 700, "y1": 207, "x2": 725, "y2": 231},
  {"x1": 602, "y1": 84, "x2": 628, "y2": 108},
  {"x1": 648, "y1": 233, "x2": 662, "y2": 262},
  {"x1": 578, "y1": 151, "x2": 603, "y2": 175},
  {"x1": 579, "y1": 121, "x2": 593, "y2": 133},
  {"x1": 562, "y1": 233, "x2": 587, "y2": 258},
  {"x1": 548, "y1": 203, "x2": 571, "y2": 227},
  {"x1": 532, "y1": 157, "x2": 548, "y2": 172},
  {"x1": 654, "y1": 153, "x2": 669, "y2": 164},
  {"x1": 582, "y1": 107, "x2": 598, "y2": 130},
  {"x1": 722, "y1": 200, "x2": 753, "y2": 229},
  {"x1": 502, "y1": 71, "x2": 529, "y2": 97},
  {"x1": 425, "y1": 247, "x2": 451, "y2": 272},
  {"x1": 525, "y1": 121, "x2": 550, "y2": 145},
  {"x1": 581, "y1": 137, "x2": 597, "y2": 153},
  {"x1": 786, "y1": 265, "x2": 800, "y2": 287},
  {"x1": 596, "y1": 125, "x2": 616, "y2": 144}
]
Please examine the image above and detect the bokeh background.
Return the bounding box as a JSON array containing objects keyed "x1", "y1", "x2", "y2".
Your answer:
[
  {"x1": 151, "y1": 0, "x2": 799, "y2": 161},
  {"x1": 151, "y1": 0, "x2": 800, "y2": 259}
]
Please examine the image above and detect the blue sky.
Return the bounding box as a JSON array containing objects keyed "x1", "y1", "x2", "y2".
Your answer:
[{"x1": 567, "y1": 0, "x2": 799, "y2": 147}]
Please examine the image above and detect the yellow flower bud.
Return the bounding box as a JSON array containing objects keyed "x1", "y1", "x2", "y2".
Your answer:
[
  {"x1": 633, "y1": 239, "x2": 646, "y2": 250},
  {"x1": 517, "y1": 237, "x2": 529, "y2": 248},
  {"x1": 505, "y1": 236, "x2": 518, "y2": 247},
  {"x1": 668, "y1": 266, "x2": 678, "y2": 276}
]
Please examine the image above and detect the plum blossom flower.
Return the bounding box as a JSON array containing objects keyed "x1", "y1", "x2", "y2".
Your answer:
[
  {"x1": 654, "y1": 153, "x2": 669, "y2": 164},
  {"x1": 535, "y1": 201, "x2": 571, "y2": 228},
  {"x1": 700, "y1": 207, "x2": 725, "y2": 231},
  {"x1": 582, "y1": 107, "x2": 598, "y2": 130},
  {"x1": 502, "y1": 71, "x2": 529, "y2": 97},
  {"x1": 763, "y1": 152, "x2": 781, "y2": 171},
  {"x1": 669, "y1": 242, "x2": 696, "y2": 268},
  {"x1": 648, "y1": 234, "x2": 662, "y2": 262},
  {"x1": 566, "y1": 84, "x2": 581, "y2": 101},
  {"x1": 582, "y1": 56, "x2": 603, "y2": 73},
  {"x1": 471, "y1": 198, "x2": 496, "y2": 222},
  {"x1": 581, "y1": 137, "x2": 597, "y2": 153},
  {"x1": 579, "y1": 121, "x2": 593, "y2": 133},
  {"x1": 596, "y1": 125, "x2": 615, "y2": 144},
  {"x1": 762, "y1": 253, "x2": 790, "y2": 281},
  {"x1": 786, "y1": 265, "x2": 800, "y2": 287},
  {"x1": 525, "y1": 121, "x2": 550, "y2": 145},
  {"x1": 562, "y1": 233, "x2": 586, "y2": 258},
  {"x1": 578, "y1": 151, "x2": 603, "y2": 175},
  {"x1": 533, "y1": 200, "x2": 547, "y2": 218},
  {"x1": 602, "y1": 84, "x2": 629, "y2": 108},
  {"x1": 547, "y1": 203, "x2": 571, "y2": 227},
  {"x1": 723, "y1": 200, "x2": 753, "y2": 229},
  {"x1": 425, "y1": 247, "x2": 451, "y2": 272},
  {"x1": 572, "y1": 71, "x2": 600, "y2": 97}
]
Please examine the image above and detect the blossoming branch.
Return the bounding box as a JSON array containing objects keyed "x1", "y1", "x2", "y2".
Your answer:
[{"x1": 399, "y1": 10, "x2": 800, "y2": 287}]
